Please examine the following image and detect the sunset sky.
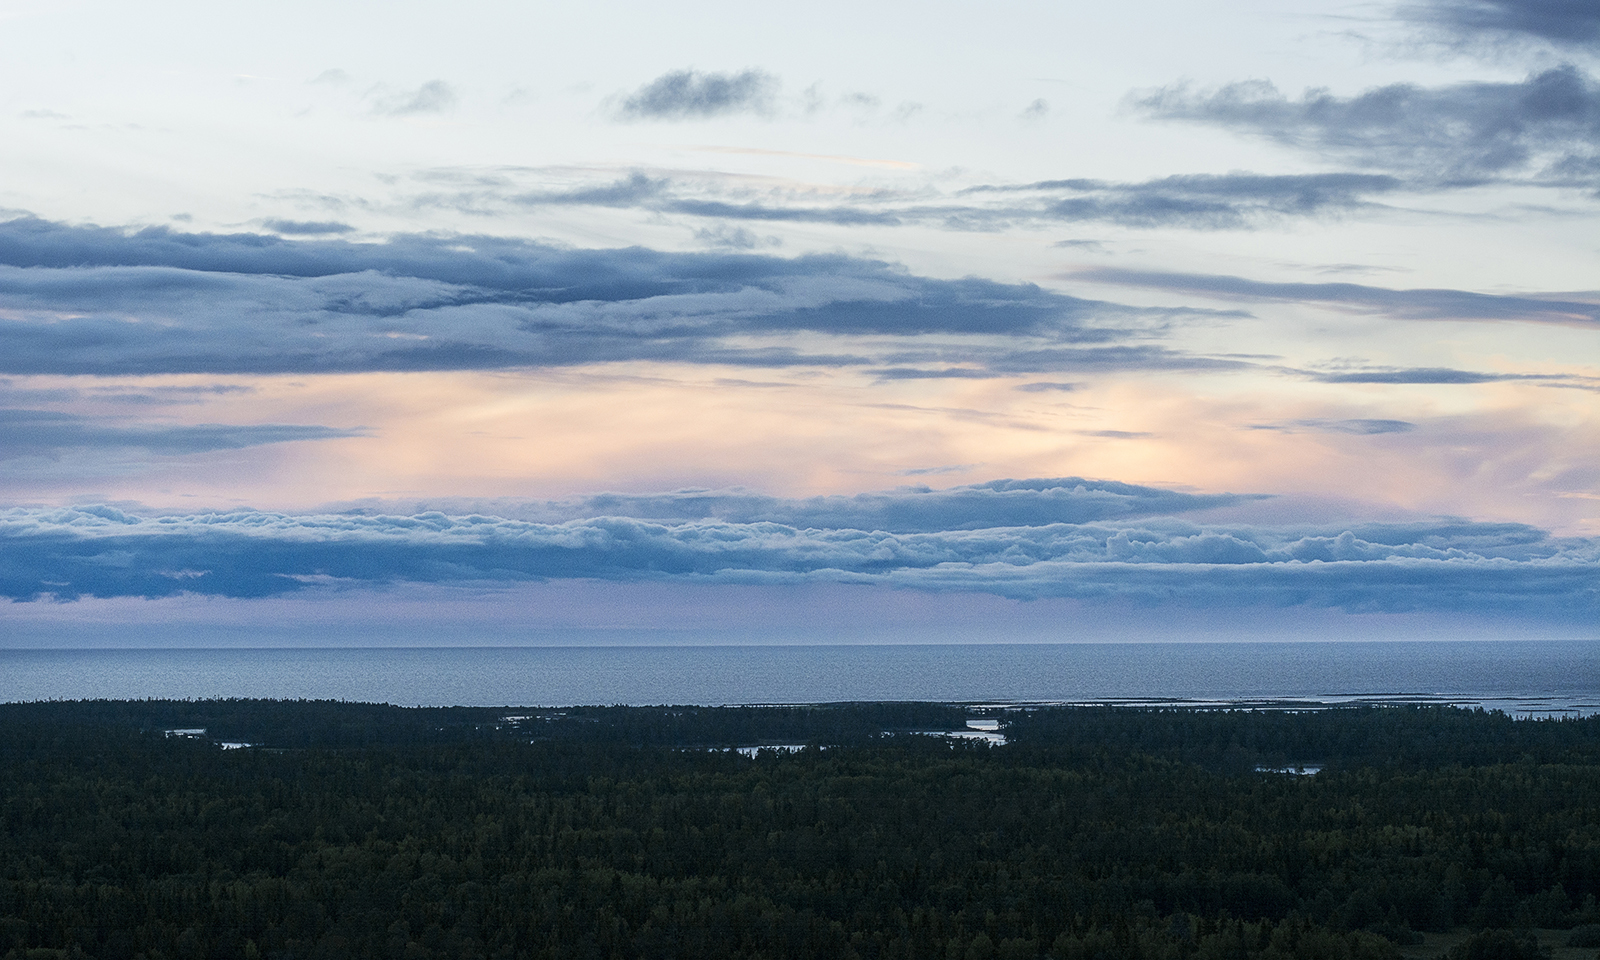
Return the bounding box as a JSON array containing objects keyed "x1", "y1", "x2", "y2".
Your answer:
[{"x1": 2, "y1": 0, "x2": 1596, "y2": 645}]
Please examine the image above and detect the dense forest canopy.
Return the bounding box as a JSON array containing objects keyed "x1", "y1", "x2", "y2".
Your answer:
[{"x1": 3, "y1": 700, "x2": 1599, "y2": 960}]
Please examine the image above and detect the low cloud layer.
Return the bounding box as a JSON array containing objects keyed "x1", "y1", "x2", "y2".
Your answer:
[
  {"x1": 1, "y1": 479, "x2": 1593, "y2": 618},
  {"x1": 343, "y1": 478, "x2": 1256, "y2": 532},
  {"x1": 617, "y1": 69, "x2": 778, "y2": 120},
  {"x1": 1137, "y1": 65, "x2": 1600, "y2": 189}
]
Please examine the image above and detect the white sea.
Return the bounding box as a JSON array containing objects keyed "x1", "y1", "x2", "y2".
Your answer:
[{"x1": 2, "y1": 641, "x2": 1598, "y2": 715}]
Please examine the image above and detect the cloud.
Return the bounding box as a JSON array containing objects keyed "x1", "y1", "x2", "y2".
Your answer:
[
  {"x1": 0, "y1": 409, "x2": 362, "y2": 459},
  {"x1": 431, "y1": 168, "x2": 1407, "y2": 231},
  {"x1": 1309, "y1": 367, "x2": 1545, "y2": 384},
  {"x1": 373, "y1": 80, "x2": 458, "y2": 116},
  {"x1": 1251, "y1": 418, "x2": 1417, "y2": 434},
  {"x1": 965, "y1": 173, "x2": 1405, "y2": 228},
  {"x1": 1, "y1": 481, "x2": 1592, "y2": 617},
  {"x1": 1136, "y1": 65, "x2": 1600, "y2": 189},
  {"x1": 616, "y1": 69, "x2": 778, "y2": 120},
  {"x1": 492, "y1": 172, "x2": 906, "y2": 225},
  {"x1": 379, "y1": 477, "x2": 1254, "y2": 531},
  {"x1": 871, "y1": 367, "x2": 999, "y2": 381},
  {"x1": 0, "y1": 382, "x2": 255, "y2": 408},
  {"x1": 260, "y1": 219, "x2": 355, "y2": 236},
  {"x1": 1402, "y1": 0, "x2": 1600, "y2": 49},
  {"x1": 693, "y1": 224, "x2": 781, "y2": 250},
  {"x1": 1074, "y1": 266, "x2": 1600, "y2": 326},
  {"x1": 982, "y1": 345, "x2": 1254, "y2": 374},
  {"x1": 0, "y1": 216, "x2": 1180, "y2": 376}
]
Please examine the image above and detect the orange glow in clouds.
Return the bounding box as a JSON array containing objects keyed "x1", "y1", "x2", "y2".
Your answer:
[{"x1": 4, "y1": 367, "x2": 1595, "y2": 535}]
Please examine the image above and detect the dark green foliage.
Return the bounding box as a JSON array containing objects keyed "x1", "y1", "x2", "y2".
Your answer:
[
  {"x1": 1003, "y1": 703, "x2": 1600, "y2": 770},
  {"x1": 1, "y1": 702, "x2": 1598, "y2": 959},
  {"x1": 1443, "y1": 929, "x2": 1550, "y2": 960},
  {"x1": 0, "y1": 699, "x2": 971, "y2": 749}
]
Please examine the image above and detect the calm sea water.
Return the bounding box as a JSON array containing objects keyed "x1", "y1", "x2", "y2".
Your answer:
[{"x1": 2, "y1": 642, "x2": 1598, "y2": 715}]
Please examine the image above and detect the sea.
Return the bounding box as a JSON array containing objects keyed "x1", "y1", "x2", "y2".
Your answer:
[{"x1": 2, "y1": 641, "x2": 1598, "y2": 716}]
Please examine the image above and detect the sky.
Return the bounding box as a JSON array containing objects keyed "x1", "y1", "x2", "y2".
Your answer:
[{"x1": 0, "y1": 0, "x2": 1596, "y2": 646}]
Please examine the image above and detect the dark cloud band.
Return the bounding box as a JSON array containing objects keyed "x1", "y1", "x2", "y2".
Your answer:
[
  {"x1": 365, "y1": 477, "x2": 1255, "y2": 531},
  {"x1": 2, "y1": 483, "x2": 1592, "y2": 617},
  {"x1": 0, "y1": 217, "x2": 1131, "y2": 376}
]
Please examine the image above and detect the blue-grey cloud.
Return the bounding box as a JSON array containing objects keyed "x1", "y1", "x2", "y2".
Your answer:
[
  {"x1": 0, "y1": 381, "x2": 255, "y2": 407},
  {"x1": 435, "y1": 169, "x2": 1407, "y2": 231},
  {"x1": 1251, "y1": 418, "x2": 1417, "y2": 434},
  {"x1": 260, "y1": 219, "x2": 355, "y2": 236},
  {"x1": 0, "y1": 217, "x2": 1165, "y2": 376},
  {"x1": 659, "y1": 198, "x2": 907, "y2": 226},
  {"x1": 2, "y1": 487, "x2": 1593, "y2": 617},
  {"x1": 617, "y1": 69, "x2": 778, "y2": 120},
  {"x1": 1403, "y1": 0, "x2": 1600, "y2": 49},
  {"x1": 1137, "y1": 66, "x2": 1600, "y2": 188},
  {"x1": 488, "y1": 173, "x2": 907, "y2": 225},
  {"x1": 963, "y1": 173, "x2": 1405, "y2": 228},
  {"x1": 871, "y1": 367, "x2": 999, "y2": 380},
  {"x1": 1075, "y1": 266, "x2": 1600, "y2": 326},
  {"x1": 372, "y1": 477, "x2": 1255, "y2": 531},
  {"x1": 499, "y1": 172, "x2": 672, "y2": 207},
  {"x1": 0, "y1": 409, "x2": 362, "y2": 459},
  {"x1": 1310, "y1": 368, "x2": 1544, "y2": 384},
  {"x1": 983, "y1": 345, "x2": 1254, "y2": 374}
]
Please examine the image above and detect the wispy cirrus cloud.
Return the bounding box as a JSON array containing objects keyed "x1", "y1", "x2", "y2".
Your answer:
[
  {"x1": 1073, "y1": 266, "x2": 1600, "y2": 325},
  {"x1": 0, "y1": 409, "x2": 362, "y2": 459},
  {"x1": 412, "y1": 167, "x2": 1408, "y2": 231},
  {"x1": 1250, "y1": 418, "x2": 1417, "y2": 434},
  {"x1": 1308, "y1": 367, "x2": 1557, "y2": 384},
  {"x1": 958, "y1": 173, "x2": 1405, "y2": 228}
]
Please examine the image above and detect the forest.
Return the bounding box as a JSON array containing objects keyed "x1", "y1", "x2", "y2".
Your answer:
[{"x1": 3, "y1": 699, "x2": 1600, "y2": 960}]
